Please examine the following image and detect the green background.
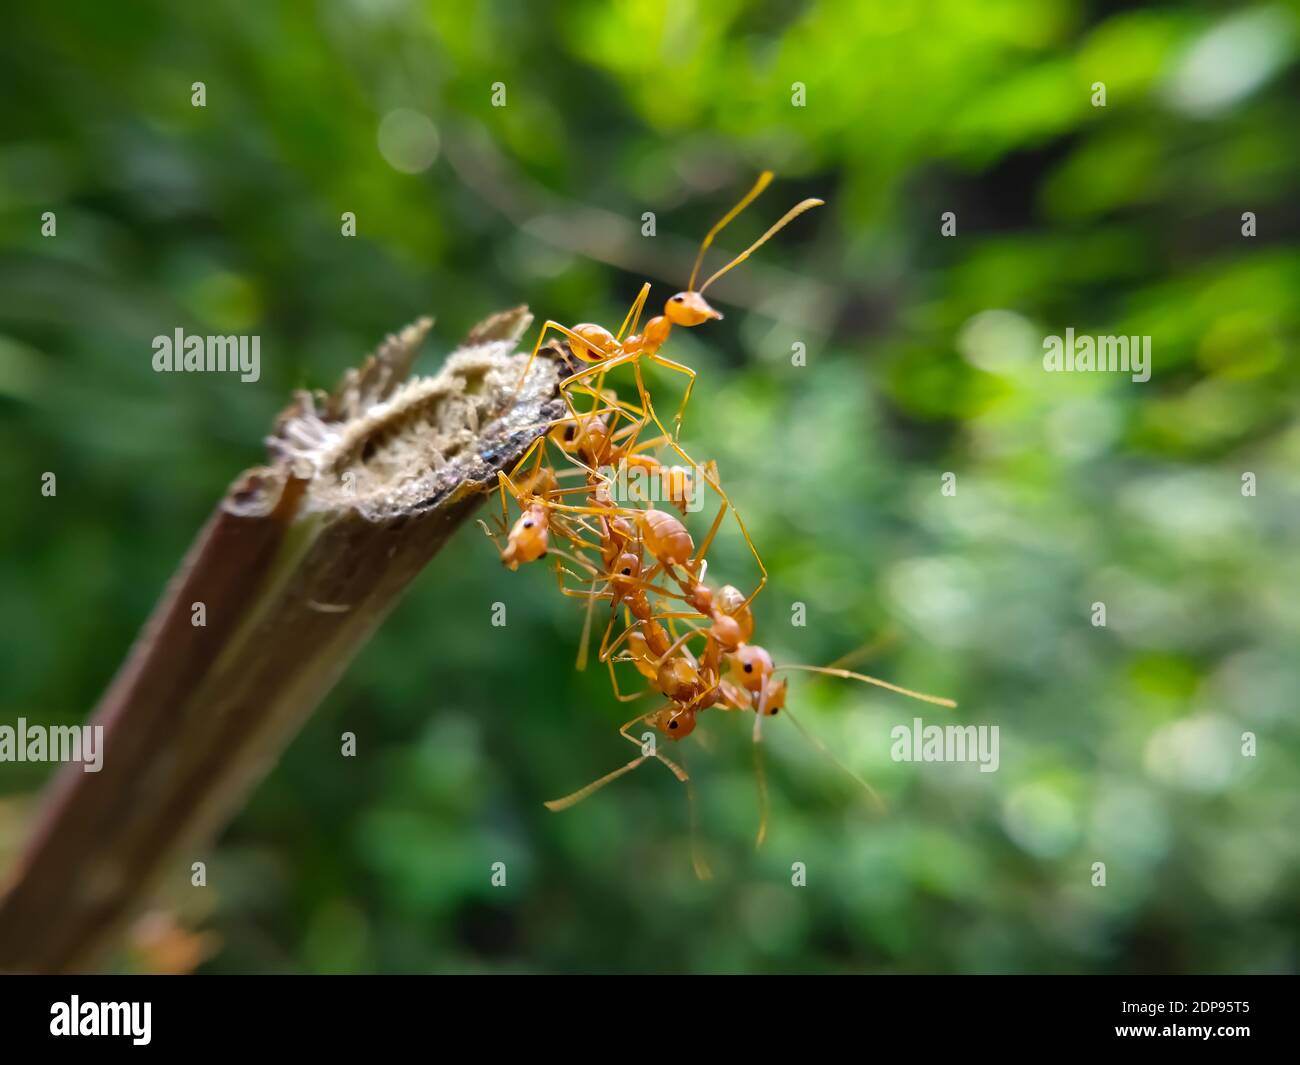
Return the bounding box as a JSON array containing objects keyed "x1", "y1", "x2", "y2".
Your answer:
[{"x1": 1, "y1": 0, "x2": 1297, "y2": 973}]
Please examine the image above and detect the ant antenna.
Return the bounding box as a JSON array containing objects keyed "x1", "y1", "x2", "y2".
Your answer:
[
  {"x1": 687, "y1": 171, "x2": 774, "y2": 292},
  {"x1": 686, "y1": 779, "x2": 713, "y2": 880},
  {"x1": 697, "y1": 196, "x2": 825, "y2": 295},
  {"x1": 780, "y1": 706, "x2": 886, "y2": 814},
  {"x1": 752, "y1": 736, "x2": 769, "y2": 848},
  {"x1": 774, "y1": 664, "x2": 957, "y2": 708}
]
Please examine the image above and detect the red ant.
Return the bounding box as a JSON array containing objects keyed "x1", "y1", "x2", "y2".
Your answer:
[
  {"x1": 511, "y1": 170, "x2": 823, "y2": 440},
  {"x1": 543, "y1": 497, "x2": 957, "y2": 855}
]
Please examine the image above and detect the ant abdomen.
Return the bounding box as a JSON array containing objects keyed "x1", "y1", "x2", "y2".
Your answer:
[
  {"x1": 656, "y1": 656, "x2": 703, "y2": 704},
  {"x1": 715, "y1": 584, "x2": 754, "y2": 641},
  {"x1": 636, "y1": 509, "x2": 693, "y2": 566},
  {"x1": 709, "y1": 613, "x2": 743, "y2": 653},
  {"x1": 568, "y1": 323, "x2": 619, "y2": 362}
]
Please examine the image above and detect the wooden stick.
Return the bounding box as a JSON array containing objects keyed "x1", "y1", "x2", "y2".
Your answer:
[{"x1": 0, "y1": 307, "x2": 566, "y2": 973}]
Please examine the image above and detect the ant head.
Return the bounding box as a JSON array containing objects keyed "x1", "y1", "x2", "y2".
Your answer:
[
  {"x1": 654, "y1": 705, "x2": 697, "y2": 740},
  {"x1": 760, "y1": 677, "x2": 787, "y2": 716},
  {"x1": 731, "y1": 644, "x2": 775, "y2": 692},
  {"x1": 550, "y1": 416, "x2": 581, "y2": 451},
  {"x1": 502, "y1": 504, "x2": 549, "y2": 567},
  {"x1": 664, "y1": 291, "x2": 723, "y2": 327},
  {"x1": 611, "y1": 551, "x2": 641, "y2": 585},
  {"x1": 552, "y1": 412, "x2": 611, "y2": 463}
]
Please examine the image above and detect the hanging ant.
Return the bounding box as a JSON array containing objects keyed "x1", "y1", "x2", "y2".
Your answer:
[{"x1": 547, "y1": 555, "x2": 957, "y2": 852}]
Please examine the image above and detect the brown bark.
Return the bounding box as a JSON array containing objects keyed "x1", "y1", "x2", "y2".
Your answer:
[{"x1": 0, "y1": 307, "x2": 565, "y2": 972}]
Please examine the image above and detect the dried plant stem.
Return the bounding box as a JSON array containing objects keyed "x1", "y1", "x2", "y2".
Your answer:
[{"x1": 0, "y1": 308, "x2": 564, "y2": 973}]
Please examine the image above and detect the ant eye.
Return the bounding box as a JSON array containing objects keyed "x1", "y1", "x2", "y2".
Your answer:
[
  {"x1": 743, "y1": 662, "x2": 753, "y2": 673},
  {"x1": 669, "y1": 720, "x2": 678, "y2": 729},
  {"x1": 621, "y1": 567, "x2": 631, "y2": 575},
  {"x1": 564, "y1": 426, "x2": 575, "y2": 440},
  {"x1": 671, "y1": 295, "x2": 684, "y2": 302},
  {"x1": 523, "y1": 520, "x2": 534, "y2": 529}
]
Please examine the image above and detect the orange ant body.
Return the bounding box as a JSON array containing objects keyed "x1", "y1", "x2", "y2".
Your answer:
[
  {"x1": 512, "y1": 171, "x2": 823, "y2": 442},
  {"x1": 499, "y1": 504, "x2": 550, "y2": 569},
  {"x1": 477, "y1": 174, "x2": 958, "y2": 872}
]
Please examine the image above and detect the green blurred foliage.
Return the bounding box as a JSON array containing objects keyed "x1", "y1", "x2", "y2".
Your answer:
[{"x1": 1, "y1": 0, "x2": 1297, "y2": 973}]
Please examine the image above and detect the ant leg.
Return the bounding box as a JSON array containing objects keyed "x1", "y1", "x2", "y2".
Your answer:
[
  {"x1": 510, "y1": 320, "x2": 599, "y2": 399},
  {"x1": 549, "y1": 445, "x2": 609, "y2": 489},
  {"x1": 599, "y1": 605, "x2": 707, "y2": 669},
  {"x1": 556, "y1": 380, "x2": 649, "y2": 471},
  {"x1": 500, "y1": 436, "x2": 546, "y2": 524},
  {"x1": 543, "y1": 756, "x2": 648, "y2": 811},
  {"x1": 608, "y1": 413, "x2": 657, "y2": 460},
  {"x1": 506, "y1": 432, "x2": 548, "y2": 481},
  {"x1": 575, "y1": 577, "x2": 598, "y2": 671},
  {"x1": 779, "y1": 706, "x2": 886, "y2": 814},
  {"x1": 616, "y1": 282, "x2": 652, "y2": 342},
  {"x1": 627, "y1": 434, "x2": 671, "y2": 459},
  {"x1": 527, "y1": 433, "x2": 547, "y2": 481},
  {"x1": 554, "y1": 511, "x2": 605, "y2": 545},
  {"x1": 653, "y1": 624, "x2": 709, "y2": 671},
  {"x1": 752, "y1": 729, "x2": 769, "y2": 849},
  {"x1": 555, "y1": 565, "x2": 602, "y2": 591},
  {"x1": 685, "y1": 778, "x2": 713, "y2": 881},
  {"x1": 603, "y1": 391, "x2": 650, "y2": 428},
  {"x1": 634, "y1": 390, "x2": 769, "y2": 609},
  {"x1": 619, "y1": 711, "x2": 688, "y2": 782},
  {"x1": 660, "y1": 559, "x2": 704, "y2": 603},
  {"x1": 562, "y1": 378, "x2": 637, "y2": 424},
  {"x1": 494, "y1": 469, "x2": 520, "y2": 524},
  {"x1": 565, "y1": 284, "x2": 649, "y2": 409},
  {"x1": 542, "y1": 707, "x2": 685, "y2": 812},
  {"x1": 599, "y1": 604, "x2": 635, "y2": 663},
  {"x1": 549, "y1": 545, "x2": 600, "y2": 577},
  {"x1": 647, "y1": 352, "x2": 698, "y2": 439},
  {"x1": 609, "y1": 582, "x2": 697, "y2": 610},
  {"x1": 546, "y1": 483, "x2": 610, "y2": 503},
  {"x1": 629, "y1": 355, "x2": 659, "y2": 438},
  {"x1": 574, "y1": 586, "x2": 701, "y2": 668},
  {"x1": 691, "y1": 486, "x2": 728, "y2": 566},
  {"x1": 606, "y1": 644, "x2": 652, "y2": 704},
  {"x1": 475, "y1": 518, "x2": 503, "y2": 551},
  {"x1": 558, "y1": 352, "x2": 641, "y2": 418},
  {"x1": 544, "y1": 499, "x2": 627, "y2": 520}
]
